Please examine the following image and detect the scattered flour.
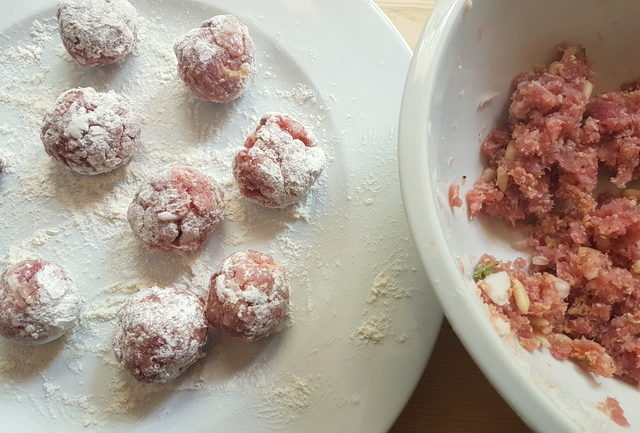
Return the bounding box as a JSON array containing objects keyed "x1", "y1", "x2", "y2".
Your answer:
[
  {"x1": 259, "y1": 83, "x2": 317, "y2": 105},
  {"x1": 368, "y1": 258, "x2": 413, "y2": 302},
  {"x1": 257, "y1": 375, "x2": 315, "y2": 423},
  {"x1": 353, "y1": 254, "x2": 415, "y2": 345},
  {"x1": 355, "y1": 314, "x2": 391, "y2": 344}
]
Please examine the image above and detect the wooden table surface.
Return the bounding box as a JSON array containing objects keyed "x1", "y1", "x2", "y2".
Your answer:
[{"x1": 375, "y1": 1, "x2": 533, "y2": 432}]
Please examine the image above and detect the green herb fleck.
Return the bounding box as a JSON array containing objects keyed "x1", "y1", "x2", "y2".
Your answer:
[{"x1": 473, "y1": 261, "x2": 501, "y2": 281}]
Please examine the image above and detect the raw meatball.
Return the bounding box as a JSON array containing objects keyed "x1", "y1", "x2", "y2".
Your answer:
[
  {"x1": 0, "y1": 260, "x2": 80, "y2": 344},
  {"x1": 57, "y1": 0, "x2": 138, "y2": 66},
  {"x1": 233, "y1": 113, "x2": 326, "y2": 207},
  {"x1": 112, "y1": 287, "x2": 208, "y2": 383},
  {"x1": 128, "y1": 165, "x2": 224, "y2": 253},
  {"x1": 174, "y1": 15, "x2": 255, "y2": 102},
  {"x1": 206, "y1": 250, "x2": 289, "y2": 340},
  {"x1": 41, "y1": 87, "x2": 141, "y2": 175}
]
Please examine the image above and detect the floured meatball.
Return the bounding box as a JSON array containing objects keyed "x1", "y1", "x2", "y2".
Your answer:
[
  {"x1": 206, "y1": 250, "x2": 289, "y2": 340},
  {"x1": 127, "y1": 165, "x2": 224, "y2": 253},
  {"x1": 41, "y1": 87, "x2": 141, "y2": 175},
  {"x1": 233, "y1": 113, "x2": 326, "y2": 207},
  {"x1": 174, "y1": 15, "x2": 255, "y2": 102},
  {"x1": 0, "y1": 260, "x2": 81, "y2": 344},
  {"x1": 57, "y1": 0, "x2": 138, "y2": 66},
  {"x1": 112, "y1": 286, "x2": 208, "y2": 383}
]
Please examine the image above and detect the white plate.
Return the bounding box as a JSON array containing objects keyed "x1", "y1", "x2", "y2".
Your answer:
[
  {"x1": 400, "y1": 0, "x2": 640, "y2": 432},
  {"x1": 0, "y1": 0, "x2": 442, "y2": 431}
]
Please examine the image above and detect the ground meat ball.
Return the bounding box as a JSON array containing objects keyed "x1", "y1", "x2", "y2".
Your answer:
[
  {"x1": 233, "y1": 113, "x2": 327, "y2": 207},
  {"x1": 0, "y1": 260, "x2": 80, "y2": 344},
  {"x1": 174, "y1": 15, "x2": 255, "y2": 102},
  {"x1": 41, "y1": 87, "x2": 141, "y2": 175},
  {"x1": 112, "y1": 287, "x2": 208, "y2": 383},
  {"x1": 57, "y1": 0, "x2": 138, "y2": 66},
  {"x1": 206, "y1": 250, "x2": 289, "y2": 340},
  {"x1": 127, "y1": 165, "x2": 224, "y2": 253}
]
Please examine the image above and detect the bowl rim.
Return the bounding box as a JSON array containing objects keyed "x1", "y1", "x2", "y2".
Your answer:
[{"x1": 397, "y1": 1, "x2": 579, "y2": 432}]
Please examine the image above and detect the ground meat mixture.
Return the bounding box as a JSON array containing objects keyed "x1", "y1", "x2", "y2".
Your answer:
[
  {"x1": 449, "y1": 183, "x2": 463, "y2": 208},
  {"x1": 468, "y1": 45, "x2": 640, "y2": 385},
  {"x1": 598, "y1": 397, "x2": 629, "y2": 427},
  {"x1": 174, "y1": 15, "x2": 255, "y2": 102},
  {"x1": 206, "y1": 250, "x2": 289, "y2": 340}
]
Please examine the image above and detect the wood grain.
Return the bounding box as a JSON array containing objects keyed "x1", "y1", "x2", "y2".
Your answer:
[
  {"x1": 373, "y1": 1, "x2": 533, "y2": 431},
  {"x1": 376, "y1": 1, "x2": 435, "y2": 48}
]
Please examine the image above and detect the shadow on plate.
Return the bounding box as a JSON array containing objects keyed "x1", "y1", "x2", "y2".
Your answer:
[
  {"x1": 45, "y1": 160, "x2": 128, "y2": 210},
  {"x1": 142, "y1": 85, "x2": 238, "y2": 149},
  {"x1": 56, "y1": 57, "x2": 129, "y2": 91}
]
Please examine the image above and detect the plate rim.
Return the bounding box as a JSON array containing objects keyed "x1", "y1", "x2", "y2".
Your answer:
[{"x1": 367, "y1": 2, "x2": 444, "y2": 431}]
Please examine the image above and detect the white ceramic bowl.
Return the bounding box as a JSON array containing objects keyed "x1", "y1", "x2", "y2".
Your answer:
[{"x1": 399, "y1": 0, "x2": 640, "y2": 432}]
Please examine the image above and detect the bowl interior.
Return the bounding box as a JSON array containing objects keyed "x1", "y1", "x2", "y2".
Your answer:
[{"x1": 402, "y1": 0, "x2": 640, "y2": 431}]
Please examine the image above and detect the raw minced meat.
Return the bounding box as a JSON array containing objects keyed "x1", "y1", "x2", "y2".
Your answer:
[
  {"x1": 0, "y1": 260, "x2": 81, "y2": 344},
  {"x1": 598, "y1": 397, "x2": 629, "y2": 427},
  {"x1": 585, "y1": 90, "x2": 640, "y2": 188},
  {"x1": 467, "y1": 45, "x2": 596, "y2": 222},
  {"x1": 448, "y1": 183, "x2": 463, "y2": 208},
  {"x1": 469, "y1": 45, "x2": 640, "y2": 386}
]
